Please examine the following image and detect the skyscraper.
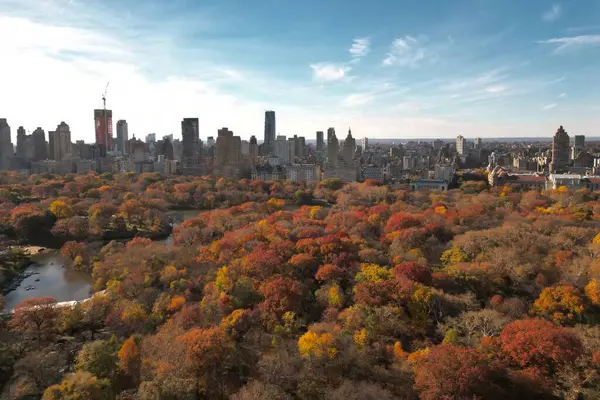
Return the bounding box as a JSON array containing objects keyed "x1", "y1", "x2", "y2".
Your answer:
[
  {"x1": 316, "y1": 131, "x2": 324, "y2": 152},
  {"x1": 342, "y1": 128, "x2": 355, "y2": 165},
  {"x1": 264, "y1": 110, "x2": 276, "y2": 154},
  {"x1": 327, "y1": 128, "x2": 339, "y2": 168},
  {"x1": 215, "y1": 127, "x2": 241, "y2": 166},
  {"x1": 94, "y1": 109, "x2": 113, "y2": 154},
  {"x1": 32, "y1": 128, "x2": 47, "y2": 161},
  {"x1": 181, "y1": 118, "x2": 199, "y2": 166},
  {"x1": 474, "y1": 137, "x2": 482, "y2": 150},
  {"x1": 361, "y1": 137, "x2": 368, "y2": 151},
  {"x1": 146, "y1": 133, "x2": 156, "y2": 144},
  {"x1": 275, "y1": 135, "x2": 290, "y2": 164},
  {"x1": 16, "y1": 126, "x2": 26, "y2": 158},
  {"x1": 116, "y1": 120, "x2": 129, "y2": 155},
  {"x1": 249, "y1": 135, "x2": 258, "y2": 161},
  {"x1": 456, "y1": 135, "x2": 465, "y2": 156},
  {"x1": 52, "y1": 122, "x2": 71, "y2": 161},
  {"x1": 551, "y1": 125, "x2": 570, "y2": 172},
  {"x1": 0, "y1": 119, "x2": 13, "y2": 170}
]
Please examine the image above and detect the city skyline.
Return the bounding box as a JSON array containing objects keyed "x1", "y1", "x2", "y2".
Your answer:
[{"x1": 0, "y1": 0, "x2": 599, "y2": 142}]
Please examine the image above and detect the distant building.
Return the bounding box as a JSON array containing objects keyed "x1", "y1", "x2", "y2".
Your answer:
[
  {"x1": 215, "y1": 127, "x2": 241, "y2": 167},
  {"x1": 94, "y1": 109, "x2": 113, "y2": 154},
  {"x1": 411, "y1": 178, "x2": 448, "y2": 191},
  {"x1": 275, "y1": 135, "x2": 290, "y2": 164},
  {"x1": 286, "y1": 164, "x2": 321, "y2": 182},
  {"x1": 547, "y1": 173, "x2": 583, "y2": 190},
  {"x1": 0, "y1": 119, "x2": 13, "y2": 170},
  {"x1": 342, "y1": 129, "x2": 355, "y2": 166},
  {"x1": 434, "y1": 164, "x2": 455, "y2": 182},
  {"x1": 116, "y1": 120, "x2": 129, "y2": 155},
  {"x1": 249, "y1": 136, "x2": 258, "y2": 161},
  {"x1": 251, "y1": 164, "x2": 285, "y2": 181},
  {"x1": 264, "y1": 110, "x2": 276, "y2": 154},
  {"x1": 32, "y1": 128, "x2": 47, "y2": 161},
  {"x1": 433, "y1": 139, "x2": 444, "y2": 151},
  {"x1": 474, "y1": 137, "x2": 482, "y2": 150},
  {"x1": 550, "y1": 125, "x2": 570, "y2": 172},
  {"x1": 316, "y1": 131, "x2": 324, "y2": 152},
  {"x1": 362, "y1": 165, "x2": 384, "y2": 182},
  {"x1": 146, "y1": 133, "x2": 156, "y2": 144},
  {"x1": 327, "y1": 128, "x2": 339, "y2": 168},
  {"x1": 181, "y1": 118, "x2": 199, "y2": 167},
  {"x1": 361, "y1": 137, "x2": 368, "y2": 151},
  {"x1": 456, "y1": 135, "x2": 465, "y2": 156},
  {"x1": 572, "y1": 135, "x2": 586, "y2": 160},
  {"x1": 51, "y1": 122, "x2": 71, "y2": 161}
]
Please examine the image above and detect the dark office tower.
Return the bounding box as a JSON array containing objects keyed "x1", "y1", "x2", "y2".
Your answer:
[
  {"x1": 249, "y1": 135, "x2": 258, "y2": 161},
  {"x1": 32, "y1": 128, "x2": 47, "y2": 160},
  {"x1": 16, "y1": 126, "x2": 26, "y2": 158},
  {"x1": 316, "y1": 131, "x2": 324, "y2": 152},
  {"x1": 264, "y1": 110, "x2": 276, "y2": 154},
  {"x1": 0, "y1": 119, "x2": 12, "y2": 170},
  {"x1": 574, "y1": 135, "x2": 585, "y2": 149},
  {"x1": 94, "y1": 109, "x2": 113, "y2": 154},
  {"x1": 550, "y1": 125, "x2": 570, "y2": 172},
  {"x1": 327, "y1": 128, "x2": 339, "y2": 168},
  {"x1": 181, "y1": 118, "x2": 199, "y2": 166},
  {"x1": 327, "y1": 127, "x2": 335, "y2": 144},
  {"x1": 48, "y1": 130, "x2": 55, "y2": 160},
  {"x1": 116, "y1": 120, "x2": 129, "y2": 155}
]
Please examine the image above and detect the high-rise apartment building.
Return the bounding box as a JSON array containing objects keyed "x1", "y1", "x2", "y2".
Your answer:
[
  {"x1": 574, "y1": 135, "x2": 585, "y2": 149},
  {"x1": 361, "y1": 137, "x2": 368, "y2": 151},
  {"x1": 0, "y1": 119, "x2": 13, "y2": 170},
  {"x1": 181, "y1": 118, "x2": 199, "y2": 166},
  {"x1": 249, "y1": 135, "x2": 258, "y2": 161},
  {"x1": 433, "y1": 139, "x2": 444, "y2": 151},
  {"x1": 215, "y1": 127, "x2": 241, "y2": 166},
  {"x1": 551, "y1": 125, "x2": 570, "y2": 172},
  {"x1": 32, "y1": 128, "x2": 47, "y2": 161},
  {"x1": 316, "y1": 131, "x2": 324, "y2": 152},
  {"x1": 146, "y1": 133, "x2": 156, "y2": 144},
  {"x1": 116, "y1": 120, "x2": 129, "y2": 155},
  {"x1": 275, "y1": 135, "x2": 290, "y2": 164},
  {"x1": 474, "y1": 137, "x2": 482, "y2": 150},
  {"x1": 342, "y1": 128, "x2": 355, "y2": 165},
  {"x1": 49, "y1": 122, "x2": 71, "y2": 161},
  {"x1": 264, "y1": 110, "x2": 276, "y2": 154},
  {"x1": 94, "y1": 109, "x2": 113, "y2": 154},
  {"x1": 16, "y1": 126, "x2": 26, "y2": 158},
  {"x1": 456, "y1": 135, "x2": 465, "y2": 156},
  {"x1": 327, "y1": 128, "x2": 339, "y2": 168}
]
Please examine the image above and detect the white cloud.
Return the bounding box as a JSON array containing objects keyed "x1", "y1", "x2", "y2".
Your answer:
[
  {"x1": 342, "y1": 93, "x2": 374, "y2": 107},
  {"x1": 542, "y1": 4, "x2": 562, "y2": 22},
  {"x1": 543, "y1": 103, "x2": 558, "y2": 110},
  {"x1": 485, "y1": 86, "x2": 507, "y2": 93},
  {"x1": 310, "y1": 63, "x2": 351, "y2": 82},
  {"x1": 538, "y1": 35, "x2": 600, "y2": 53},
  {"x1": 349, "y1": 37, "x2": 370, "y2": 58},
  {"x1": 558, "y1": 92, "x2": 567, "y2": 98},
  {"x1": 383, "y1": 36, "x2": 425, "y2": 67}
]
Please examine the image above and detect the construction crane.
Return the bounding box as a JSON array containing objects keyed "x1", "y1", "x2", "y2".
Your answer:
[{"x1": 102, "y1": 82, "x2": 109, "y2": 154}]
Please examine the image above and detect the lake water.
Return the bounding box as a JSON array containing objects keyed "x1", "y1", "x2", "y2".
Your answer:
[
  {"x1": 3, "y1": 251, "x2": 92, "y2": 311},
  {"x1": 2, "y1": 209, "x2": 202, "y2": 310}
]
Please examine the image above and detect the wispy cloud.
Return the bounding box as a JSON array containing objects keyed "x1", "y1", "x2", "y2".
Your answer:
[
  {"x1": 342, "y1": 93, "x2": 374, "y2": 107},
  {"x1": 542, "y1": 4, "x2": 562, "y2": 22},
  {"x1": 485, "y1": 86, "x2": 507, "y2": 94},
  {"x1": 558, "y1": 92, "x2": 567, "y2": 98},
  {"x1": 543, "y1": 103, "x2": 557, "y2": 110},
  {"x1": 383, "y1": 36, "x2": 425, "y2": 67},
  {"x1": 310, "y1": 62, "x2": 351, "y2": 83},
  {"x1": 349, "y1": 38, "x2": 370, "y2": 59},
  {"x1": 538, "y1": 35, "x2": 600, "y2": 53}
]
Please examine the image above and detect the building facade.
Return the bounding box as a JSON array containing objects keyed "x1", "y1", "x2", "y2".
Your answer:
[
  {"x1": 264, "y1": 110, "x2": 276, "y2": 155},
  {"x1": 116, "y1": 120, "x2": 129, "y2": 155},
  {"x1": 550, "y1": 125, "x2": 570, "y2": 172},
  {"x1": 181, "y1": 118, "x2": 200, "y2": 167},
  {"x1": 94, "y1": 109, "x2": 113, "y2": 153},
  {"x1": 316, "y1": 131, "x2": 324, "y2": 152}
]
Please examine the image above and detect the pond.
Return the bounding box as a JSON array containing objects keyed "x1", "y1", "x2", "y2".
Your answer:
[
  {"x1": 3, "y1": 251, "x2": 92, "y2": 311},
  {"x1": 2, "y1": 209, "x2": 203, "y2": 310}
]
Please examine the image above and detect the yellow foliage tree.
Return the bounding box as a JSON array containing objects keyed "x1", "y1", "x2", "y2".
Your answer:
[
  {"x1": 49, "y1": 200, "x2": 72, "y2": 219},
  {"x1": 298, "y1": 331, "x2": 337, "y2": 359},
  {"x1": 167, "y1": 295, "x2": 186, "y2": 313},
  {"x1": 585, "y1": 279, "x2": 600, "y2": 306},
  {"x1": 440, "y1": 247, "x2": 469, "y2": 266},
  {"x1": 267, "y1": 198, "x2": 285, "y2": 211},
  {"x1": 407, "y1": 347, "x2": 430, "y2": 364},
  {"x1": 353, "y1": 328, "x2": 368, "y2": 347},
  {"x1": 531, "y1": 285, "x2": 585, "y2": 325},
  {"x1": 355, "y1": 263, "x2": 392, "y2": 283},
  {"x1": 328, "y1": 285, "x2": 344, "y2": 308},
  {"x1": 215, "y1": 266, "x2": 233, "y2": 293}
]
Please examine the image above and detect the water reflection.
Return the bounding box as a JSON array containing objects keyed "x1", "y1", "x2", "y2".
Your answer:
[{"x1": 3, "y1": 251, "x2": 92, "y2": 311}]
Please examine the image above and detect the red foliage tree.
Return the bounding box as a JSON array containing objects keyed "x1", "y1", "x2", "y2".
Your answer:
[
  {"x1": 9, "y1": 297, "x2": 59, "y2": 348},
  {"x1": 499, "y1": 318, "x2": 582, "y2": 379},
  {"x1": 394, "y1": 262, "x2": 432, "y2": 285},
  {"x1": 414, "y1": 344, "x2": 502, "y2": 400},
  {"x1": 259, "y1": 275, "x2": 304, "y2": 329}
]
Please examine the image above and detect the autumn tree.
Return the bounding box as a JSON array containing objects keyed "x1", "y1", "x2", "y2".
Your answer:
[
  {"x1": 76, "y1": 337, "x2": 120, "y2": 381},
  {"x1": 499, "y1": 318, "x2": 582, "y2": 379},
  {"x1": 259, "y1": 276, "x2": 304, "y2": 329},
  {"x1": 414, "y1": 344, "x2": 504, "y2": 400},
  {"x1": 9, "y1": 297, "x2": 59, "y2": 348},
  {"x1": 531, "y1": 285, "x2": 585, "y2": 325},
  {"x1": 42, "y1": 371, "x2": 111, "y2": 400},
  {"x1": 118, "y1": 335, "x2": 141, "y2": 385}
]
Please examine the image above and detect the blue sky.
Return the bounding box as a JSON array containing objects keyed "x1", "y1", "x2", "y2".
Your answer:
[{"x1": 0, "y1": 0, "x2": 599, "y2": 141}]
